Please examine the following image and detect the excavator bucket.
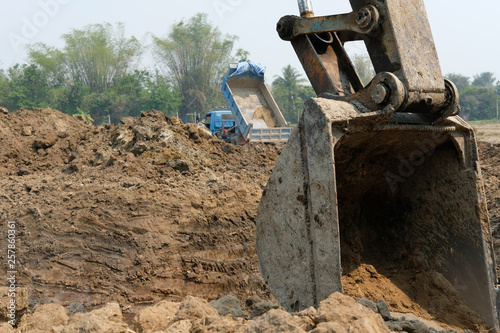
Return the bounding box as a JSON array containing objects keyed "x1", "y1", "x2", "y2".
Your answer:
[{"x1": 257, "y1": 0, "x2": 499, "y2": 330}]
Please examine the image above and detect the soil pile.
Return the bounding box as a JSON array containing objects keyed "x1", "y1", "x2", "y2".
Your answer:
[
  {"x1": 252, "y1": 106, "x2": 276, "y2": 127},
  {"x1": 0, "y1": 108, "x2": 499, "y2": 332},
  {"x1": 479, "y1": 141, "x2": 500, "y2": 272},
  {"x1": 0, "y1": 108, "x2": 281, "y2": 322}
]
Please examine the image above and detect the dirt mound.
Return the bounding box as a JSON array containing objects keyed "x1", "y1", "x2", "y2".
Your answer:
[
  {"x1": 0, "y1": 108, "x2": 281, "y2": 322},
  {"x1": 479, "y1": 140, "x2": 500, "y2": 275},
  {"x1": 1, "y1": 108, "x2": 500, "y2": 332},
  {"x1": 252, "y1": 106, "x2": 276, "y2": 127}
]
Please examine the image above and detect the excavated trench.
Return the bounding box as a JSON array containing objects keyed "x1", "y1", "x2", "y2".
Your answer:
[{"x1": 335, "y1": 129, "x2": 494, "y2": 329}]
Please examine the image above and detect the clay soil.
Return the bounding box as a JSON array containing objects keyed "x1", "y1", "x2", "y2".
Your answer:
[
  {"x1": 0, "y1": 108, "x2": 282, "y2": 322},
  {"x1": 252, "y1": 106, "x2": 276, "y2": 128},
  {"x1": 1, "y1": 108, "x2": 500, "y2": 331}
]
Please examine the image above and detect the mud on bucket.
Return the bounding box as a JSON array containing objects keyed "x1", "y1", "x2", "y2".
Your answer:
[{"x1": 256, "y1": 97, "x2": 499, "y2": 330}]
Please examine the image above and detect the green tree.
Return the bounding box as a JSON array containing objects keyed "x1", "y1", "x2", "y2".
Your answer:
[
  {"x1": 352, "y1": 54, "x2": 375, "y2": 85},
  {"x1": 445, "y1": 73, "x2": 470, "y2": 92},
  {"x1": 472, "y1": 72, "x2": 496, "y2": 87},
  {"x1": 1, "y1": 23, "x2": 185, "y2": 119},
  {"x1": 140, "y1": 71, "x2": 183, "y2": 117},
  {"x1": 29, "y1": 23, "x2": 142, "y2": 122},
  {"x1": 107, "y1": 70, "x2": 149, "y2": 121},
  {"x1": 0, "y1": 68, "x2": 11, "y2": 109},
  {"x1": 107, "y1": 69, "x2": 183, "y2": 120},
  {"x1": 235, "y1": 49, "x2": 250, "y2": 63},
  {"x1": 460, "y1": 85, "x2": 497, "y2": 120},
  {"x1": 62, "y1": 23, "x2": 141, "y2": 94},
  {"x1": 153, "y1": 13, "x2": 239, "y2": 119},
  {"x1": 5, "y1": 64, "x2": 51, "y2": 110},
  {"x1": 272, "y1": 65, "x2": 315, "y2": 123}
]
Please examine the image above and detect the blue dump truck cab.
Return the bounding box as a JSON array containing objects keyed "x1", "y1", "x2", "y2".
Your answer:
[{"x1": 203, "y1": 108, "x2": 236, "y2": 138}]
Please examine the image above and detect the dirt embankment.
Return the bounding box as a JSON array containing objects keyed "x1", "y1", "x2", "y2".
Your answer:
[
  {"x1": 0, "y1": 108, "x2": 281, "y2": 321},
  {"x1": 1, "y1": 108, "x2": 500, "y2": 332},
  {"x1": 479, "y1": 141, "x2": 500, "y2": 271}
]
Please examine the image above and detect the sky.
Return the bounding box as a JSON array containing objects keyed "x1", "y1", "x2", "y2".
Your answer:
[{"x1": 1, "y1": 0, "x2": 499, "y2": 84}]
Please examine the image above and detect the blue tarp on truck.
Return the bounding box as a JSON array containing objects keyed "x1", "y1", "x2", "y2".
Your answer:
[{"x1": 229, "y1": 62, "x2": 266, "y2": 78}]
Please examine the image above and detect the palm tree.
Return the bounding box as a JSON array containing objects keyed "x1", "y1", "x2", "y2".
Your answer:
[{"x1": 272, "y1": 65, "x2": 309, "y2": 123}]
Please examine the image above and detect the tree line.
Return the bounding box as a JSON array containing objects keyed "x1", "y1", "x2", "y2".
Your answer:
[
  {"x1": 0, "y1": 14, "x2": 244, "y2": 124},
  {"x1": 445, "y1": 72, "x2": 500, "y2": 121},
  {"x1": 0, "y1": 13, "x2": 497, "y2": 124}
]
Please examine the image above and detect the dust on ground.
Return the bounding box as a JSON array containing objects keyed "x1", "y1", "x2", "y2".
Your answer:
[{"x1": 1, "y1": 108, "x2": 500, "y2": 332}]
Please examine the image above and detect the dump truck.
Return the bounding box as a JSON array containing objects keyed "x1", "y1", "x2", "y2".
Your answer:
[
  {"x1": 200, "y1": 108, "x2": 236, "y2": 140},
  {"x1": 221, "y1": 62, "x2": 291, "y2": 143},
  {"x1": 256, "y1": 0, "x2": 500, "y2": 330}
]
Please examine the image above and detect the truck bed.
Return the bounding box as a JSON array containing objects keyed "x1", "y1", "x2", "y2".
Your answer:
[{"x1": 222, "y1": 63, "x2": 291, "y2": 142}]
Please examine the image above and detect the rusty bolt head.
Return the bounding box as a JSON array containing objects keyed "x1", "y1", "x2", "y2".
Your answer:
[
  {"x1": 277, "y1": 16, "x2": 296, "y2": 41},
  {"x1": 356, "y1": 8, "x2": 372, "y2": 29},
  {"x1": 355, "y1": 6, "x2": 380, "y2": 33},
  {"x1": 371, "y1": 83, "x2": 389, "y2": 105}
]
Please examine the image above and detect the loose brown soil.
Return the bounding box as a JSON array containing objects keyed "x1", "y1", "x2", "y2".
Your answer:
[
  {"x1": 1, "y1": 108, "x2": 500, "y2": 332},
  {"x1": 252, "y1": 106, "x2": 276, "y2": 128},
  {"x1": 0, "y1": 108, "x2": 282, "y2": 322}
]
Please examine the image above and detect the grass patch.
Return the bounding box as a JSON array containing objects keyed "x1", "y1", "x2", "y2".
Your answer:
[{"x1": 467, "y1": 119, "x2": 499, "y2": 125}]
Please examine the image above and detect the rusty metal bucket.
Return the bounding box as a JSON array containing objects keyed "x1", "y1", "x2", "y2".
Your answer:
[{"x1": 256, "y1": 98, "x2": 499, "y2": 329}]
